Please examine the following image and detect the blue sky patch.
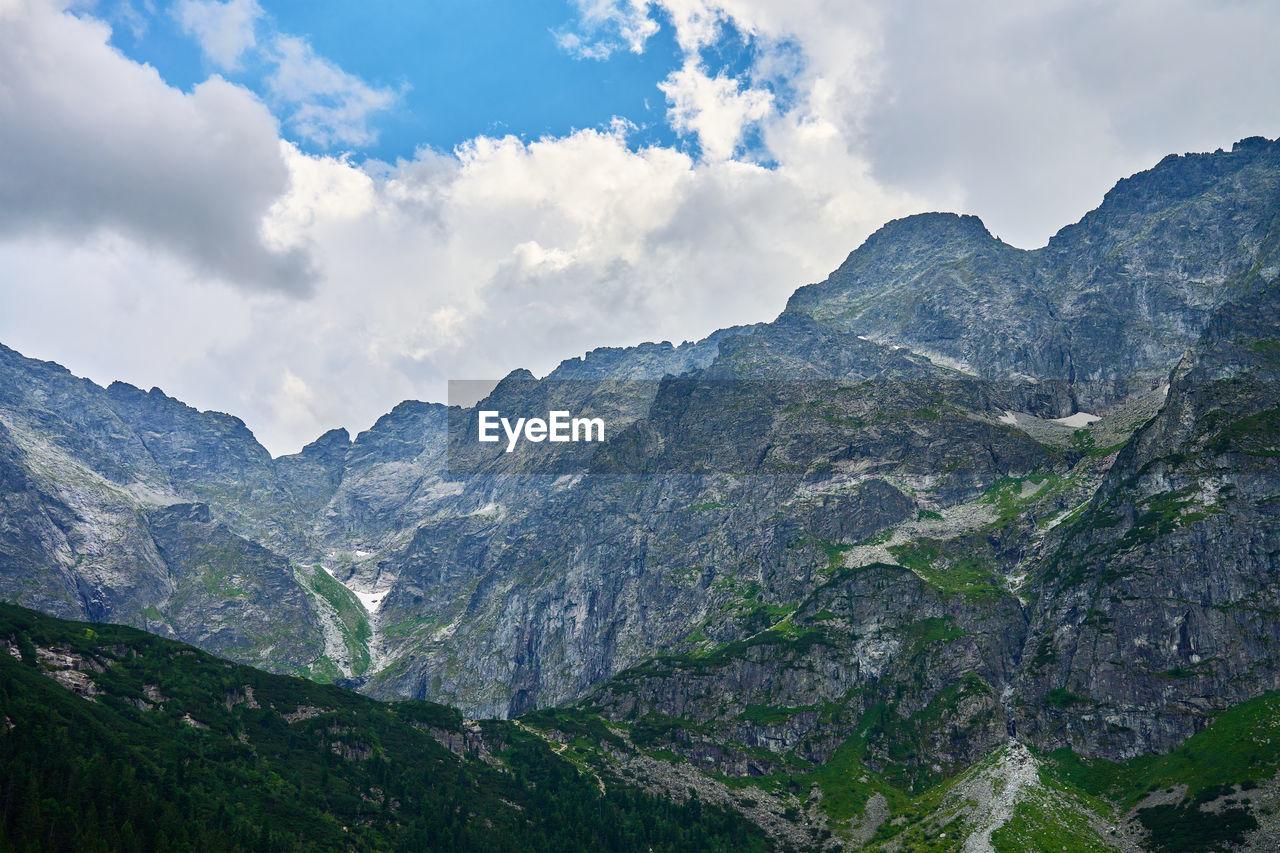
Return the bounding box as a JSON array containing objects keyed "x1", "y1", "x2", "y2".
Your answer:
[{"x1": 94, "y1": 0, "x2": 790, "y2": 161}]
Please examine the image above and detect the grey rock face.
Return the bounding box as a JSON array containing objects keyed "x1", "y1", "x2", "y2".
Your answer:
[
  {"x1": 0, "y1": 344, "x2": 330, "y2": 675},
  {"x1": 591, "y1": 560, "x2": 1025, "y2": 783},
  {"x1": 148, "y1": 502, "x2": 324, "y2": 665},
  {"x1": 1015, "y1": 276, "x2": 1280, "y2": 758}
]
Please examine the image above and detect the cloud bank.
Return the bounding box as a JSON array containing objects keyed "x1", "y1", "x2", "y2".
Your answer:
[{"x1": 0, "y1": 0, "x2": 311, "y2": 294}]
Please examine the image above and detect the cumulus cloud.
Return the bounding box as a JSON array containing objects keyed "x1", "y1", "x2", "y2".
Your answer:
[
  {"x1": 254, "y1": 126, "x2": 908, "y2": 419},
  {"x1": 174, "y1": 0, "x2": 262, "y2": 70},
  {"x1": 556, "y1": 0, "x2": 659, "y2": 59},
  {"x1": 659, "y1": 61, "x2": 773, "y2": 161},
  {"x1": 0, "y1": 0, "x2": 312, "y2": 294},
  {"x1": 266, "y1": 35, "x2": 399, "y2": 148},
  {"x1": 0, "y1": 115, "x2": 913, "y2": 452},
  {"x1": 593, "y1": 0, "x2": 1280, "y2": 246}
]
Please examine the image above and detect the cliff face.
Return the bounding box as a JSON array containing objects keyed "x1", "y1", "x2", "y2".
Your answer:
[
  {"x1": 1016, "y1": 275, "x2": 1280, "y2": 758},
  {"x1": 1, "y1": 138, "x2": 1279, "y2": 788}
]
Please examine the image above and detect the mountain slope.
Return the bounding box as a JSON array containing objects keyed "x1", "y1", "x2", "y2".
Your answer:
[
  {"x1": 0, "y1": 601, "x2": 768, "y2": 852},
  {"x1": 0, "y1": 138, "x2": 1277, "y2": 799},
  {"x1": 13, "y1": 600, "x2": 1280, "y2": 851},
  {"x1": 1016, "y1": 275, "x2": 1280, "y2": 757}
]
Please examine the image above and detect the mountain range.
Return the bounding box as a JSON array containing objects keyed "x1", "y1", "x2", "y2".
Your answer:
[{"x1": 2, "y1": 136, "x2": 1279, "y2": 851}]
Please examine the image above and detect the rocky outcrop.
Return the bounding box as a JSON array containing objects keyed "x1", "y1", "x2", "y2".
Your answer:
[{"x1": 1015, "y1": 276, "x2": 1280, "y2": 758}]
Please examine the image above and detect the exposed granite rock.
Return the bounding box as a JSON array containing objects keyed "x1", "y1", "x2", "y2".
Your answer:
[
  {"x1": 1015, "y1": 276, "x2": 1280, "y2": 758},
  {"x1": 148, "y1": 502, "x2": 324, "y2": 667}
]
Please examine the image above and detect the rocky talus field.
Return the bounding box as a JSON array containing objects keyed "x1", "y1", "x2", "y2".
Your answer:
[{"x1": 3, "y1": 137, "x2": 1280, "y2": 851}]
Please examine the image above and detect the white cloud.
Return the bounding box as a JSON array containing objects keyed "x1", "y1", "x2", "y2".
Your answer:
[
  {"x1": 652, "y1": 0, "x2": 727, "y2": 53},
  {"x1": 241, "y1": 126, "x2": 905, "y2": 451},
  {"x1": 171, "y1": 0, "x2": 399, "y2": 150},
  {"x1": 0, "y1": 0, "x2": 312, "y2": 294},
  {"x1": 557, "y1": 0, "x2": 660, "y2": 59},
  {"x1": 109, "y1": 0, "x2": 149, "y2": 40},
  {"x1": 266, "y1": 35, "x2": 399, "y2": 148},
  {"x1": 587, "y1": 0, "x2": 1280, "y2": 246},
  {"x1": 270, "y1": 368, "x2": 323, "y2": 444},
  {"x1": 0, "y1": 113, "x2": 914, "y2": 453},
  {"x1": 174, "y1": 0, "x2": 262, "y2": 70},
  {"x1": 659, "y1": 60, "x2": 773, "y2": 161}
]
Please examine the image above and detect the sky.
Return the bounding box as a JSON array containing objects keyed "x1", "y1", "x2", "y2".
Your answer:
[{"x1": 1, "y1": 0, "x2": 1278, "y2": 455}]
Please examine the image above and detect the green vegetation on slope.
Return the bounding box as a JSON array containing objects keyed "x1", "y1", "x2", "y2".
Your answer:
[
  {"x1": 887, "y1": 540, "x2": 1002, "y2": 598},
  {"x1": 1049, "y1": 691, "x2": 1280, "y2": 805},
  {"x1": 0, "y1": 603, "x2": 769, "y2": 853},
  {"x1": 1047, "y1": 690, "x2": 1280, "y2": 851},
  {"x1": 301, "y1": 564, "x2": 372, "y2": 677}
]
